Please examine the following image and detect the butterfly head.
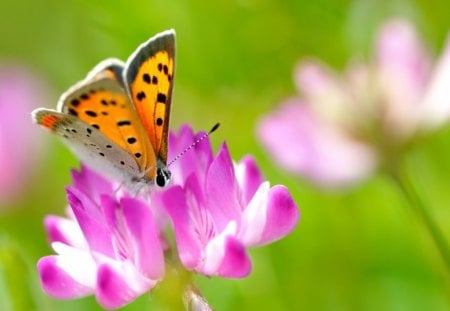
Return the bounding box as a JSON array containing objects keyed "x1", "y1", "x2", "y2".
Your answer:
[{"x1": 156, "y1": 167, "x2": 171, "y2": 187}]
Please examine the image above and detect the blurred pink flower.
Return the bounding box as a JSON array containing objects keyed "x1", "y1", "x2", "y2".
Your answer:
[
  {"x1": 153, "y1": 126, "x2": 299, "y2": 278},
  {"x1": 257, "y1": 18, "x2": 450, "y2": 188},
  {"x1": 38, "y1": 166, "x2": 165, "y2": 309},
  {"x1": 0, "y1": 65, "x2": 48, "y2": 206}
]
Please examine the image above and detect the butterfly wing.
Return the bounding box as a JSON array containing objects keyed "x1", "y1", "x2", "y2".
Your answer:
[
  {"x1": 85, "y1": 58, "x2": 126, "y2": 87},
  {"x1": 123, "y1": 30, "x2": 175, "y2": 166},
  {"x1": 32, "y1": 109, "x2": 141, "y2": 182}
]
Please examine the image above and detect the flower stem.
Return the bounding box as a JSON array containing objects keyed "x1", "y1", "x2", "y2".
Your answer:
[{"x1": 389, "y1": 165, "x2": 450, "y2": 276}]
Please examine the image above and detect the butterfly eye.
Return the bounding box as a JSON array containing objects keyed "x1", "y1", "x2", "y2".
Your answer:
[{"x1": 156, "y1": 168, "x2": 171, "y2": 187}]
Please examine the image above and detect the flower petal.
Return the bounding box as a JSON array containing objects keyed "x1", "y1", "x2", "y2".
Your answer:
[
  {"x1": 121, "y1": 197, "x2": 165, "y2": 280},
  {"x1": 260, "y1": 185, "x2": 299, "y2": 245},
  {"x1": 206, "y1": 143, "x2": 241, "y2": 230},
  {"x1": 257, "y1": 101, "x2": 377, "y2": 187},
  {"x1": 96, "y1": 262, "x2": 155, "y2": 310},
  {"x1": 421, "y1": 35, "x2": 450, "y2": 128},
  {"x1": 44, "y1": 215, "x2": 87, "y2": 249},
  {"x1": 168, "y1": 124, "x2": 214, "y2": 186},
  {"x1": 71, "y1": 165, "x2": 115, "y2": 205},
  {"x1": 66, "y1": 187, "x2": 114, "y2": 257},
  {"x1": 294, "y1": 60, "x2": 356, "y2": 127},
  {"x1": 200, "y1": 227, "x2": 251, "y2": 278},
  {"x1": 37, "y1": 243, "x2": 97, "y2": 299},
  {"x1": 375, "y1": 18, "x2": 431, "y2": 136},
  {"x1": 234, "y1": 155, "x2": 264, "y2": 206},
  {"x1": 376, "y1": 18, "x2": 429, "y2": 95},
  {"x1": 158, "y1": 185, "x2": 202, "y2": 269},
  {"x1": 215, "y1": 237, "x2": 251, "y2": 278}
]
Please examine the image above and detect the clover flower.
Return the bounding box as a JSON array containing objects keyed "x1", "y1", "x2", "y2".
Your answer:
[
  {"x1": 257, "y1": 18, "x2": 450, "y2": 187},
  {"x1": 38, "y1": 167, "x2": 165, "y2": 309},
  {"x1": 38, "y1": 125, "x2": 300, "y2": 309},
  {"x1": 154, "y1": 126, "x2": 299, "y2": 278}
]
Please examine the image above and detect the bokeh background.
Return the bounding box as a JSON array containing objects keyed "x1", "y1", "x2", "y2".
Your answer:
[{"x1": 1, "y1": 0, "x2": 450, "y2": 310}]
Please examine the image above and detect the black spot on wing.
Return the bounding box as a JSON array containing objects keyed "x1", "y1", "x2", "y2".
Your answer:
[
  {"x1": 143, "y1": 73, "x2": 151, "y2": 84},
  {"x1": 157, "y1": 93, "x2": 166, "y2": 104},
  {"x1": 85, "y1": 110, "x2": 97, "y2": 117},
  {"x1": 117, "y1": 120, "x2": 131, "y2": 126},
  {"x1": 137, "y1": 92, "x2": 146, "y2": 101}
]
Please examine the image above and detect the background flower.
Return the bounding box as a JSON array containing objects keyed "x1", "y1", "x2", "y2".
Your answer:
[
  {"x1": 0, "y1": 65, "x2": 49, "y2": 208},
  {"x1": 257, "y1": 18, "x2": 450, "y2": 188}
]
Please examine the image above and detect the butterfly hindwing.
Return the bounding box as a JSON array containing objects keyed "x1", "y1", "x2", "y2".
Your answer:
[
  {"x1": 124, "y1": 30, "x2": 175, "y2": 165},
  {"x1": 32, "y1": 109, "x2": 141, "y2": 181},
  {"x1": 58, "y1": 75, "x2": 157, "y2": 177}
]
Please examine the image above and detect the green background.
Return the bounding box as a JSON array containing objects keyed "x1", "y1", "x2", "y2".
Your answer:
[{"x1": 1, "y1": 0, "x2": 450, "y2": 310}]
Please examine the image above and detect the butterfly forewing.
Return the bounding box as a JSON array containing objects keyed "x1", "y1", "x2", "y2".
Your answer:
[{"x1": 124, "y1": 30, "x2": 175, "y2": 165}]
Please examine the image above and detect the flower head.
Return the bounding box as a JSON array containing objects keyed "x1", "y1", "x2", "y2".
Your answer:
[
  {"x1": 38, "y1": 166, "x2": 165, "y2": 309},
  {"x1": 257, "y1": 18, "x2": 450, "y2": 188},
  {"x1": 38, "y1": 125, "x2": 300, "y2": 308},
  {"x1": 0, "y1": 65, "x2": 49, "y2": 206},
  {"x1": 154, "y1": 126, "x2": 299, "y2": 278}
]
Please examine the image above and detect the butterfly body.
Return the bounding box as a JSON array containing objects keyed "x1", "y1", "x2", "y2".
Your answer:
[{"x1": 33, "y1": 30, "x2": 175, "y2": 189}]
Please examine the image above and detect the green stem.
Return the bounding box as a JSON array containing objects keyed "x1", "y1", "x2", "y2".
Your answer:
[
  {"x1": 389, "y1": 166, "x2": 450, "y2": 275},
  {"x1": 155, "y1": 235, "x2": 213, "y2": 310}
]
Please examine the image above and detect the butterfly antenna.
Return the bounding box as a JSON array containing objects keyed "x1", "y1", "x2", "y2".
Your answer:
[{"x1": 167, "y1": 122, "x2": 220, "y2": 168}]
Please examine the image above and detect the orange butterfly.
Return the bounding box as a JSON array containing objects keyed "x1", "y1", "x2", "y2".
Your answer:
[{"x1": 33, "y1": 30, "x2": 175, "y2": 189}]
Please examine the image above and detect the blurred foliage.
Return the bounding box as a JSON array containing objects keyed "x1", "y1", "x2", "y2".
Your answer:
[{"x1": 1, "y1": 0, "x2": 450, "y2": 310}]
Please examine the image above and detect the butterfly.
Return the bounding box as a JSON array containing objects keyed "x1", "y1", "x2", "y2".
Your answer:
[{"x1": 32, "y1": 30, "x2": 175, "y2": 190}]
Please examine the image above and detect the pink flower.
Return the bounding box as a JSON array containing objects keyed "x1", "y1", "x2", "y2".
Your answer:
[
  {"x1": 37, "y1": 166, "x2": 165, "y2": 309},
  {"x1": 257, "y1": 18, "x2": 450, "y2": 188},
  {"x1": 0, "y1": 65, "x2": 49, "y2": 206},
  {"x1": 153, "y1": 126, "x2": 299, "y2": 278},
  {"x1": 37, "y1": 125, "x2": 300, "y2": 308}
]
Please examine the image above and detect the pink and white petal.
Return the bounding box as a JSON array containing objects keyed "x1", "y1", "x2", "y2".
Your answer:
[
  {"x1": 158, "y1": 185, "x2": 203, "y2": 269},
  {"x1": 37, "y1": 256, "x2": 94, "y2": 299},
  {"x1": 169, "y1": 125, "x2": 214, "y2": 186},
  {"x1": 200, "y1": 226, "x2": 251, "y2": 278},
  {"x1": 376, "y1": 18, "x2": 430, "y2": 95},
  {"x1": 375, "y1": 19, "x2": 431, "y2": 136},
  {"x1": 420, "y1": 35, "x2": 450, "y2": 129},
  {"x1": 66, "y1": 188, "x2": 115, "y2": 257},
  {"x1": 96, "y1": 261, "x2": 156, "y2": 310},
  {"x1": 38, "y1": 242, "x2": 97, "y2": 299},
  {"x1": 234, "y1": 155, "x2": 264, "y2": 206},
  {"x1": 71, "y1": 166, "x2": 115, "y2": 204},
  {"x1": 294, "y1": 61, "x2": 355, "y2": 126},
  {"x1": 169, "y1": 125, "x2": 196, "y2": 185},
  {"x1": 257, "y1": 102, "x2": 377, "y2": 188},
  {"x1": 44, "y1": 215, "x2": 87, "y2": 249},
  {"x1": 259, "y1": 185, "x2": 299, "y2": 245},
  {"x1": 239, "y1": 182, "x2": 298, "y2": 246},
  {"x1": 295, "y1": 60, "x2": 344, "y2": 98},
  {"x1": 121, "y1": 197, "x2": 165, "y2": 280},
  {"x1": 206, "y1": 143, "x2": 242, "y2": 231},
  {"x1": 238, "y1": 182, "x2": 270, "y2": 246}
]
